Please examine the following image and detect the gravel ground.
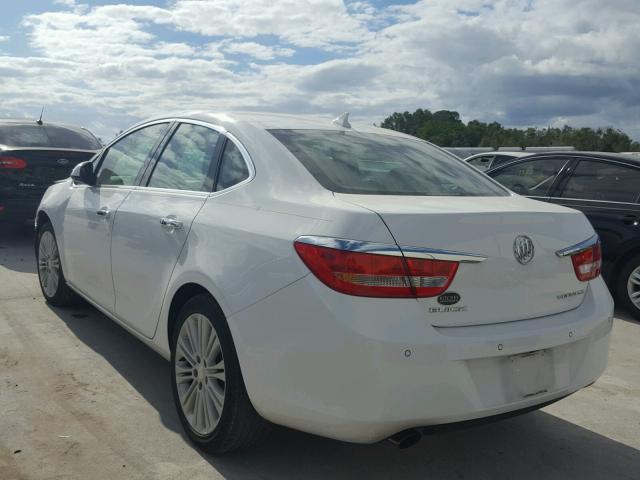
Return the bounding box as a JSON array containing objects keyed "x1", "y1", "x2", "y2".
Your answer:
[{"x1": 1, "y1": 225, "x2": 639, "y2": 480}]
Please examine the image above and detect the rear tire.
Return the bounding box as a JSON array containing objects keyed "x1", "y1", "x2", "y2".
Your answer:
[
  {"x1": 170, "y1": 294, "x2": 271, "y2": 454},
  {"x1": 617, "y1": 254, "x2": 640, "y2": 321},
  {"x1": 36, "y1": 222, "x2": 77, "y2": 307}
]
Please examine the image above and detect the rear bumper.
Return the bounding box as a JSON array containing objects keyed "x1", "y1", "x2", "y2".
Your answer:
[
  {"x1": 230, "y1": 275, "x2": 614, "y2": 443},
  {"x1": 0, "y1": 196, "x2": 41, "y2": 222}
]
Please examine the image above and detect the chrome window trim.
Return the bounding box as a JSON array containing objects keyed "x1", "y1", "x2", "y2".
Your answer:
[
  {"x1": 131, "y1": 118, "x2": 255, "y2": 195},
  {"x1": 295, "y1": 236, "x2": 487, "y2": 263},
  {"x1": 555, "y1": 234, "x2": 599, "y2": 257}
]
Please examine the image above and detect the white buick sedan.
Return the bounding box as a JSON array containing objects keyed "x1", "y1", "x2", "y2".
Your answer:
[{"x1": 35, "y1": 112, "x2": 613, "y2": 453}]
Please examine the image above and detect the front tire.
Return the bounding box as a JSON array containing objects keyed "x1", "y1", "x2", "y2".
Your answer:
[
  {"x1": 170, "y1": 294, "x2": 270, "y2": 454},
  {"x1": 36, "y1": 223, "x2": 77, "y2": 307},
  {"x1": 618, "y1": 255, "x2": 640, "y2": 321}
]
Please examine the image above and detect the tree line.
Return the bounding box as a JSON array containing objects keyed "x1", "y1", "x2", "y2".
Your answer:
[{"x1": 380, "y1": 109, "x2": 640, "y2": 152}]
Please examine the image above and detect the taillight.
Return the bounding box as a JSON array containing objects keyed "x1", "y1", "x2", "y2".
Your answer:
[
  {"x1": 570, "y1": 241, "x2": 602, "y2": 282},
  {"x1": 294, "y1": 241, "x2": 458, "y2": 298},
  {"x1": 0, "y1": 156, "x2": 26, "y2": 169}
]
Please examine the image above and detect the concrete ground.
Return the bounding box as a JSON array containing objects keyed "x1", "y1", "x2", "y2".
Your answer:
[{"x1": 0, "y1": 225, "x2": 639, "y2": 480}]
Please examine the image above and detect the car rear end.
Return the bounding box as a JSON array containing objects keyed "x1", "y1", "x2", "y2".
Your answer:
[
  {"x1": 231, "y1": 126, "x2": 614, "y2": 443},
  {"x1": 0, "y1": 122, "x2": 100, "y2": 223}
]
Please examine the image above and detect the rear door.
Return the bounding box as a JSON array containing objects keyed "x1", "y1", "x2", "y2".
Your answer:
[
  {"x1": 110, "y1": 122, "x2": 223, "y2": 338},
  {"x1": 62, "y1": 122, "x2": 171, "y2": 311},
  {"x1": 548, "y1": 158, "x2": 640, "y2": 281}
]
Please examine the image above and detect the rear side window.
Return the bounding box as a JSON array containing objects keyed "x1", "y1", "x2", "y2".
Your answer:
[
  {"x1": 490, "y1": 158, "x2": 568, "y2": 196},
  {"x1": 270, "y1": 129, "x2": 507, "y2": 196},
  {"x1": 96, "y1": 123, "x2": 169, "y2": 186},
  {"x1": 0, "y1": 124, "x2": 101, "y2": 149},
  {"x1": 559, "y1": 160, "x2": 640, "y2": 203},
  {"x1": 148, "y1": 123, "x2": 221, "y2": 192},
  {"x1": 215, "y1": 140, "x2": 250, "y2": 191}
]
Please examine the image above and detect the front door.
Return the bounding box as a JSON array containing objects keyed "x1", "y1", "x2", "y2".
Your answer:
[
  {"x1": 110, "y1": 122, "x2": 222, "y2": 337},
  {"x1": 62, "y1": 122, "x2": 171, "y2": 311}
]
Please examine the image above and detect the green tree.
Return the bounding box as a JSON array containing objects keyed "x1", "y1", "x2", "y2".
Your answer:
[{"x1": 380, "y1": 109, "x2": 639, "y2": 152}]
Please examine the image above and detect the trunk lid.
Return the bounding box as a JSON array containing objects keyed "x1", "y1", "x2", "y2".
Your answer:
[
  {"x1": 0, "y1": 148, "x2": 96, "y2": 201},
  {"x1": 337, "y1": 194, "x2": 594, "y2": 327}
]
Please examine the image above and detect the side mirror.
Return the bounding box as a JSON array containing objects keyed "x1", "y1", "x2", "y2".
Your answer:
[{"x1": 71, "y1": 161, "x2": 96, "y2": 186}]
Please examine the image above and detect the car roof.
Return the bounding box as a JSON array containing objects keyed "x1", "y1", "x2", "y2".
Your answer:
[
  {"x1": 134, "y1": 111, "x2": 423, "y2": 141},
  {"x1": 465, "y1": 151, "x2": 532, "y2": 160},
  {"x1": 512, "y1": 150, "x2": 640, "y2": 165},
  {"x1": 486, "y1": 150, "x2": 640, "y2": 172},
  {"x1": 0, "y1": 118, "x2": 96, "y2": 135}
]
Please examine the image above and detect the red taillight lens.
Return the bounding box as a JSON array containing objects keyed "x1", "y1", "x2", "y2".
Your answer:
[
  {"x1": 0, "y1": 156, "x2": 26, "y2": 169},
  {"x1": 294, "y1": 241, "x2": 458, "y2": 298},
  {"x1": 570, "y1": 241, "x2": 602, "y2": 281}
]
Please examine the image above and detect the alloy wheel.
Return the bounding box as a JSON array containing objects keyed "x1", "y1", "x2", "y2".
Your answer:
[
  {"x1": 175, "y1": 313, "x2": 226, "y2": 435},
  {"x1": 38, "y1": 231, "x2": 60, "y2": 298},
  {"x1": 627, "y1": 265, "x2": 640, "y2": 311}
]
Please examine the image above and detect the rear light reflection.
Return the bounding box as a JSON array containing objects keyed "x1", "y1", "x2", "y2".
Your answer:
[
  {"x1": 571, "y1": 241, "x2": 602, "y2": 282},
  {"x1": 0, "y1": 156, "x2": 27, "y2": 169},
  {"x1": 294, "y1": 241, "x2": 458, "y2": 298}
]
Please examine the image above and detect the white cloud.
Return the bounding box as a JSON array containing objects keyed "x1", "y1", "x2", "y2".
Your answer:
[
  {"x1": 223, "y1": 41, "x2": 294, "y2": 61},
  {"x1": 0, "y1": 36, "x2": 9, "y2": 42},
  {"x1": 0, "y1": 0, "x2": 638, "y2": 141}
]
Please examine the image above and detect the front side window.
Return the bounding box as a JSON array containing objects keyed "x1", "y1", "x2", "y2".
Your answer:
[
  {"x1": 490, "y1": 158, "x2": 568, "y2": 196},
  {"x1": 559, "y1": 160, "x2": 640, "y2": 203},
  {"x1": 215, "y1": 140, "x2": 250, "y2": 191},
  {"x1": 491, "y1": 154, "x2": 521, "y2": 168},
  {"x1": 148, "y1": 123, "x2": 220, "y2": 192},
  {"x1": 96, "y1": 123, "x2": 169, "y2": 186},
  {"x1": 270, "y1": 130, "x2": 507, "y2": 196}
]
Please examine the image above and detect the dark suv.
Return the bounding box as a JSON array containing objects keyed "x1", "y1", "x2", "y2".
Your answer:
[
  {"x1": 487, "y1": 152, "x2": 640, "y2": 319},
  {"x1": 0, "y1": 120, "x2": 101, "y2": 224}
]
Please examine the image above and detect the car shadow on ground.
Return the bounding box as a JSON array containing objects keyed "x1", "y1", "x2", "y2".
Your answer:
[
  {"x1": 49, "y1": 301, "x2": 640, "y2": 480},
  {"x1": 0, "y1": 223, "x2": 36, "y2": 274}
]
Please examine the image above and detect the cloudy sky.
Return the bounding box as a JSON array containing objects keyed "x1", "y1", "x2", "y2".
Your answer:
[{"x1": 0, "y1": 0, "x2": 638, "y2": 141}]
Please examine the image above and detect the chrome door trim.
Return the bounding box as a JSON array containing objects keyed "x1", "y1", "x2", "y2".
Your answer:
[
  {"x1": 555, "y1": 234, "x2": 599, "y2": 257},
  {"x1": 295, "y1": 236, "x2": 487, "y2": 263}
]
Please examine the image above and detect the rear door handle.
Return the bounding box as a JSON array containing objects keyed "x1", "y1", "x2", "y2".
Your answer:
[
  {"x1": 96, "y1": 207, "x2": 111, "y2": 217},
  {"x1": 160, "y1": 216, "x2": 183, "y2": 230},
  {"x1": 623, "y1": 215, "x2": 639, "y2": 226}
]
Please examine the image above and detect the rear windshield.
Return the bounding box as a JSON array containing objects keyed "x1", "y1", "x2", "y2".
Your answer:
[
  {"x1": 270, "y1": 129, "x2": 508, "y2": 196},
  {"x1": 0, "y1": 124, "x2": 101, "y2": 150}
]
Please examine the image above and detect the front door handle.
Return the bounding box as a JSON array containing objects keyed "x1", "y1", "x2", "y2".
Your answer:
[
  {"x1": 623, "y1": 215, "x2": 639, "y2": 226},
  {"x1": 96, "y1": 207, "x2": 111, "y2": 217},
  {"x1": 160, "y1": 216, "x2": 183, "y2": 230}
]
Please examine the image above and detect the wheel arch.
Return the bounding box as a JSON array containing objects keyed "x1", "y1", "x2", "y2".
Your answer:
[
  {"x1": 167, "y1": 282, "x2": 225, "y2": 351},
  {"x1": 35, "y1": 210, "x2": 52, "y2": 230},
  {"x1": 611, "y1": 243, "x2": 640, "y2": 295}
]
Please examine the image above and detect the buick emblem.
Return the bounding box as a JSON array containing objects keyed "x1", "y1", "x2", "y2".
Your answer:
[
  {"x1": 57, "y1": 158, "x2": 69, "y2": 165},
  {"x1": 513, "y1": 235, "x2": 535, "y2": 265}
]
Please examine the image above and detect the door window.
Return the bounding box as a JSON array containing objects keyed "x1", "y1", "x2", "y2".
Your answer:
[
  {"x1": 147, "y1": 123, "x2": 221, "y2": 192},
  {"x1": 491, "y1": 154, "x2": 521, "y2": 168},
  {"x1": 490, "y1": 158, "x2": 568, "y2": 196},
  {"x1": 559, "y1": 160, "x2": 640, "y2": 203},
  {"x1": 95, "y1": 123, "x2": 169, "y2": 186},
  {"x1": 215, "y1": 140, "x2": 250, "y2": 191}
]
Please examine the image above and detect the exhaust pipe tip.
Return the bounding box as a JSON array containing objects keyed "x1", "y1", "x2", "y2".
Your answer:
[{"x1": 388, "y1": 428, "x2": 422, "y2": 449}]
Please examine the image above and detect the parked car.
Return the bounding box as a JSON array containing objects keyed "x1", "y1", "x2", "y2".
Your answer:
[
  {"x1": 0, "y1": 119, "x2": 101, "y2": 224},
  {"x1": 35, "y1": 113, "x2": 613, "y2": 453},
  {"x1": 487, "y1": 152, "x2": 640, "y2": 319},
  {"x1": 465, "y1": 151, "x2": 532, "y2": 171}
]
